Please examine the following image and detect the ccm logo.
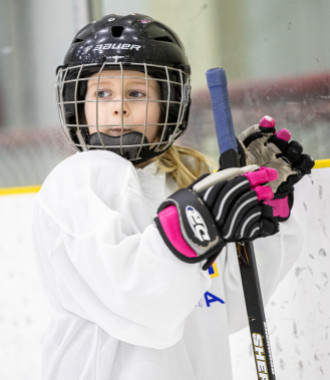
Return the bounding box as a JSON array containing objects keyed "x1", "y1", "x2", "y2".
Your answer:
[
  {"x1": 93, "y1": 43, "x2": 141, "y2": 51},
  {"x1": 186, "y1": 206, "x2": 210, "y2": 242}
]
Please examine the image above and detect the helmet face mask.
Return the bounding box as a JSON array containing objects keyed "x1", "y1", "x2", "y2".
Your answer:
[{"x1": 56, "y1": 14, "x2": 191, "y2": 164}]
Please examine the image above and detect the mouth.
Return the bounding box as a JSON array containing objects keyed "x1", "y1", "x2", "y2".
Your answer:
[{"x1": 96, "y1": 127, "x2": 131, "y2": 136}]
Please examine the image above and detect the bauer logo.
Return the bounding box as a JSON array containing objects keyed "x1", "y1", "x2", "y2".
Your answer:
[
  {"x1": 186, "y1": 206, "x2": 211, "y2": 242},
  {"x1": 93, "y1": 43, "x2": 142, "y2": 51}
]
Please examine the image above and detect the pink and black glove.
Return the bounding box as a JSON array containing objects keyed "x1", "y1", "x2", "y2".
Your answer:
[
  {"x1": 239, "y1": 116, "x2": 315, "y2": 221},
  {"x1": 155, "y1": 166, "x2": 279, "y2": 269}
]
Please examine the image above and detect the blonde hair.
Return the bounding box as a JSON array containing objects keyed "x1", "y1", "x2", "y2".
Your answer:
[{"x1": 156, "y1": 145, "x2": 214, "y2": 189}]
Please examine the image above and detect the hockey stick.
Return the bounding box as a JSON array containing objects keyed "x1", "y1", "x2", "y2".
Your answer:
[{"x1": 206, "y1": 67, "x2": 276, "y2": 380}]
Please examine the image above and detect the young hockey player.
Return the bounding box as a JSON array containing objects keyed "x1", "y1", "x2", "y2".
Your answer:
[{"x1": 33, "y1": 13, "x2": 314, "y2": 380}]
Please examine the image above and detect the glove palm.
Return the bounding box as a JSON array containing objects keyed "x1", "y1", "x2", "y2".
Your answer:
[{"x1": 239, "y1": 116, "x2": 314, "y2": 220}]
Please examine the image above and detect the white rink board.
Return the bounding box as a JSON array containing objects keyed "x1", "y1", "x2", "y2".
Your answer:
[
  {"x1": 0, "y1": 168, "x2": 329, "y2": 380},
  {"x1": 230, "y1": 167, "x2": 330, "y2": 379},
  {"x1": 0, "y1": 193, "x2": 49, "y2": 380}
]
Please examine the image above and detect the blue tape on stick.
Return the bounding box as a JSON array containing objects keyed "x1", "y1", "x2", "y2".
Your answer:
[{"x1": 206, "y1": 68, "x2": 238, "y2": 155}]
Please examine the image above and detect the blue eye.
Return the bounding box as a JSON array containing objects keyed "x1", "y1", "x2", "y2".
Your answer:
[
  {"x1": 97, "y1": 90, "x2": 111, "y2": 98},
  {"x1": 130, "y1": 90, "x2": 145, "y2": 98}
]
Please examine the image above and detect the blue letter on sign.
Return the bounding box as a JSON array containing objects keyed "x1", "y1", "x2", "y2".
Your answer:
[{"x1": 204, "y1": 291, "x2": 225, "y2": 307}]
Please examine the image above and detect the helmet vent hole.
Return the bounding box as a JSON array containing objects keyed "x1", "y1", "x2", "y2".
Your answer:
[
  {"x1": 112, "y1": 26, "x2": 124, "y2": 37},
  {"x1": 73, "y1": 38, "x2": 84, "y2": 44},
  {"x1": 154, "y1": 36, "x2": 173, "y2": 43}
]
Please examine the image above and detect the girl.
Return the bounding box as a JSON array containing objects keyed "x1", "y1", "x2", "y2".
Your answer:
[{"x1": 34, "y1": 13, "x2": 313, "y2": 380}]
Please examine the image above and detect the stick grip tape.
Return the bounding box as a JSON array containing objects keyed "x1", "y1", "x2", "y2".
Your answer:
[{"x1": 205, "y1": 68, "x2": 238, "y2": 158}]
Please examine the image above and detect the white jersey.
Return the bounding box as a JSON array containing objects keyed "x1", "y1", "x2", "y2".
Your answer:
[{"x1": 33, "y1": 150, "x2": 301, "y2": 380}]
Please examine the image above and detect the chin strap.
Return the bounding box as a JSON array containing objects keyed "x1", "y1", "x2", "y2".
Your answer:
[{"x1": 88, "y1": 131, "x2": 165, "y2": 164}]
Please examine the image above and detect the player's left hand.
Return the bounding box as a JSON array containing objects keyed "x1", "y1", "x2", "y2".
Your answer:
[{"x1": 238, "y1": 115, "x2": 315, "y2": 221}]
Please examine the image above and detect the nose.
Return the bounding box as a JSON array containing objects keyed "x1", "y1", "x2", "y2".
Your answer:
[
  {"x1": 111, "y1": 100, "x2": 129, "y2": 117},
  {"x1": 113, "y1": 108, "x2": 128, "y2": 116}
]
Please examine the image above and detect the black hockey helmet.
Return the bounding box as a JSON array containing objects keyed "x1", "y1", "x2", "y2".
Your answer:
[{"x1": 56, "y1": 13, "x2": 191, "y2": 164}]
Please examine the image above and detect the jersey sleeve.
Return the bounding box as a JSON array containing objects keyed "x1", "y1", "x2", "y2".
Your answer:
[{"x1": 34, "y1": 151, "x2": 211, "y2": 349}]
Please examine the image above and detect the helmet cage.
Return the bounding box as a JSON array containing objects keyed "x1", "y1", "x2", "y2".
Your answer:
[{"x1": 56, "y1": 62, "x2": 191, "y2": 164}]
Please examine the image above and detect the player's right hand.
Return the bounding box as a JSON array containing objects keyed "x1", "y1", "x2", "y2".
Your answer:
[{"x1": 154, "y1": 166, "x2": 280, "y2": 269}]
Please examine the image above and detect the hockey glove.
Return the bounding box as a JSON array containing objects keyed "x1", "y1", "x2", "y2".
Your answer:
[
  {"x1": 154, "y1": 166, "x2": 279, "y2": 269},
  {"x1": 239, "y1": 115, "x2": 314, "y2": 221}
]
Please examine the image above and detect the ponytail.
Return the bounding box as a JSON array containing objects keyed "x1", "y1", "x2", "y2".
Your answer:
[{"x1": 156, "y1": 145, "x2": 214, "y2": 189}]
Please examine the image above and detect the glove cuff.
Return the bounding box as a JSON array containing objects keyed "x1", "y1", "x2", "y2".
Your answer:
[
  {"x1": 156, "y1": 205, "x2": 199, "y2": 259},
  {"x1": 155, "y1": 188, "x2": 224, "y2": 265}
]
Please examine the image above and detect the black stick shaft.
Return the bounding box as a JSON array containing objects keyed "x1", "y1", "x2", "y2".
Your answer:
[{"x1": 206, "y1": 67, "x2": 276, "y2": 380}]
